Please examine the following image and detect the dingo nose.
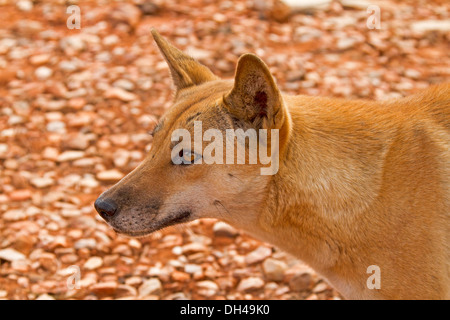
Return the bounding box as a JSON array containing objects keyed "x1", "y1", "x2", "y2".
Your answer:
[{"x1": 94, "y1": 198, "x2": 118, "y2": 219}]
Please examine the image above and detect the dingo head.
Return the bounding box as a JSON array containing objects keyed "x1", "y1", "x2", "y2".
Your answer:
[{"x1": 94, "y1": 30, "x2": 290, "y2": 237}]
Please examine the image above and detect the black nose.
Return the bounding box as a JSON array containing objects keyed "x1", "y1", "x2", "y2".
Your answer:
[{"x1": 94, "y1": 198, "x2": 118, "y2": 220}]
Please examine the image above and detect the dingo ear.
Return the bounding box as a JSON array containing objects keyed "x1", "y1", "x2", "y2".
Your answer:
[
  {"x1": 224, "y1": 54, "x2": 284, "y2": 129},
  {"x1": 151, "y1": 29, "x2": 218, "y2": 92}
]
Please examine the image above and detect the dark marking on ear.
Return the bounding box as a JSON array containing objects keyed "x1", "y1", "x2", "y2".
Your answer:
[
  {"x1": 254, "y1": 91, "x2": 268, "y2": 118},
  {"x1": 225, "y1": 54, "x2": 285, "y2": 130}
]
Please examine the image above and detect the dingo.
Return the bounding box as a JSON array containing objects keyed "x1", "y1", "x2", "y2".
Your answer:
[{"x1": 95, "y1": 30, "x2": 449, "y2": 299}]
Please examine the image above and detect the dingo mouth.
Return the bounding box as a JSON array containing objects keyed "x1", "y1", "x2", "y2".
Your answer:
[{"x1": 108, "y1": 210, "x2": 193, "y2": 238}]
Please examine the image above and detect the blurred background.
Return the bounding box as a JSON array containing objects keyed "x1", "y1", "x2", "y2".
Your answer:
[{"x1": 0, "y1": 0, "x2": 448, "y2": 300}]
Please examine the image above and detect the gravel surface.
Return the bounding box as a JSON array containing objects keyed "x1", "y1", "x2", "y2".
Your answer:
[{"x1": 0, "y1": 0, "x2": 449, "y2": 300}]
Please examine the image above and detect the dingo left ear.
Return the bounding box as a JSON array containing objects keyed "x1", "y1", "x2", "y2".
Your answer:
[
  {"x1": 224, "y1": 54, "x2": 285, "y2": 129},
  {"x1": 151, "y1": 29, "x2": 218, "y2": 93}
]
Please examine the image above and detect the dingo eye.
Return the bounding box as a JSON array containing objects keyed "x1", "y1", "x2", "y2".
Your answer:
[{"x1": 178, "y1": 150, "x2": 201, "y2": 165}]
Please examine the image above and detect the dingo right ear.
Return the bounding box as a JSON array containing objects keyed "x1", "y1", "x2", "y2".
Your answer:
[
  {"x1": 151, "y1": 29, "x2": 218, "y2": 93},
  {"x1": 224, "y1": 54, "x2": 285, "y2": 130}
]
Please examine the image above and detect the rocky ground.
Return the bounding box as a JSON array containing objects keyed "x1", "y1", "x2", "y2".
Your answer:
[{"x1": 0, "y1": 0, "x2": 449, "y2": 300}]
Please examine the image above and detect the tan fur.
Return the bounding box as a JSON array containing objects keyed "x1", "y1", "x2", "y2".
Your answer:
[{"x1": 95, "y1": 30, "x2": 450, "y2": 299}]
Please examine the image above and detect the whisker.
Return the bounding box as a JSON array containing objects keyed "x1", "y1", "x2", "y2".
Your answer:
[
  {"x1": 213, "y1": 200, "x2": 229, "y2": 218},
  {"x1": 228, "y1": 172, "x2": 244, "y2": 183}
]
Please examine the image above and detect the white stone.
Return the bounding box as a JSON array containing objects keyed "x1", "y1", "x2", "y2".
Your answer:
[
  {"x1": 172, "y1": 246, "x2": 183, "y2": 255},
  {"x1": 46, "y1": 121, "x2": 66, "y2": 133},
  {"x1": 60, "y1": 35, "x2": 86, "y2": 53},
  {"x1": 35, "y1": 66, "x2": 53, "y2": 80},
  {"x1": 182, "y1": 243, "x2": 208, "y2": 255},
  {"x1": 283, "y1": 0, "x2": 331, "y2": 11},
  {"x1": 83, "y1": 256, "x2": 103, "y2": 270},
  {"x1": 113, "y1": 79, "x2": 135, "y2": 91},
  {"x1": 340, "y1": 0, "x2": 373, "y2": 9},
  {"x1": 138, "y1": 278, "x2": 162, "y2": 297},
  {"x1": 213, "y1": 221, "x2": 238, "y2": 237},
  {"x1": 245, "y1": 246, "x2": 272, "y2": 265},
  {"x1": 3, "y1": 209, "x2": 27, "y2": 221},
  {"x1": 113, "y1": 149, "x2": 130, "y2": 168},
  {"x1": 36, "y1": 293, "x2": 55, "y2": 300},
  {"x1": 411, "y1": 20, "x2": 450, "y2": 33},
  {"x1": 103, "y1": 35, "x2": 120, "y2": 46},
  {"x1": 61, "y1": 208, "x2": 82, "y2": 218},
  {"x1": 196, "y1": 281, "x2": 219, "y2": 297},
  {"x1": 262, "y1": 258, "x2": 287, "y2": 281},
  {"x1": 0, "y1": 143, "x2": 8, "y2": 155},
  {"x1": 74, "y1": 238, "x2": 97, "y2": 249},
  {"x1": 0, "y1": 248, "x2": 26, "y2": 261},
  {"x1": 104, "y1": 87, "x2": 137, "y2": 102},
  {"x1": 337, "y1": 37, "x2": 357, "y2": 50},
  {"x1": 96, "y1": 169, "x2": 124, "y2": 181},
  {"x1": 184, "y1": 264, "x2": 202, "y2": 274},
  {"x1": 8, "y1": 115, "x2": 25, "y2": 125},
  {"x1": 16, "y1": 0, "x2": 33, "y2": 12},
  {"x1": 57, "y1": 151, "x2": 85, "y2": 162},
  {"x1": 237, "y1": 277, "x2": 265, "y2": 292},
  {"x1": 404, "y1": 69, "x2": 421, "y2": 79},
  {"x1": 80, "y1": 175, "x2": 99, "y2": 188},
  {"x1": 30, "y1": 177, "x2": 54, "y2": 188}
]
